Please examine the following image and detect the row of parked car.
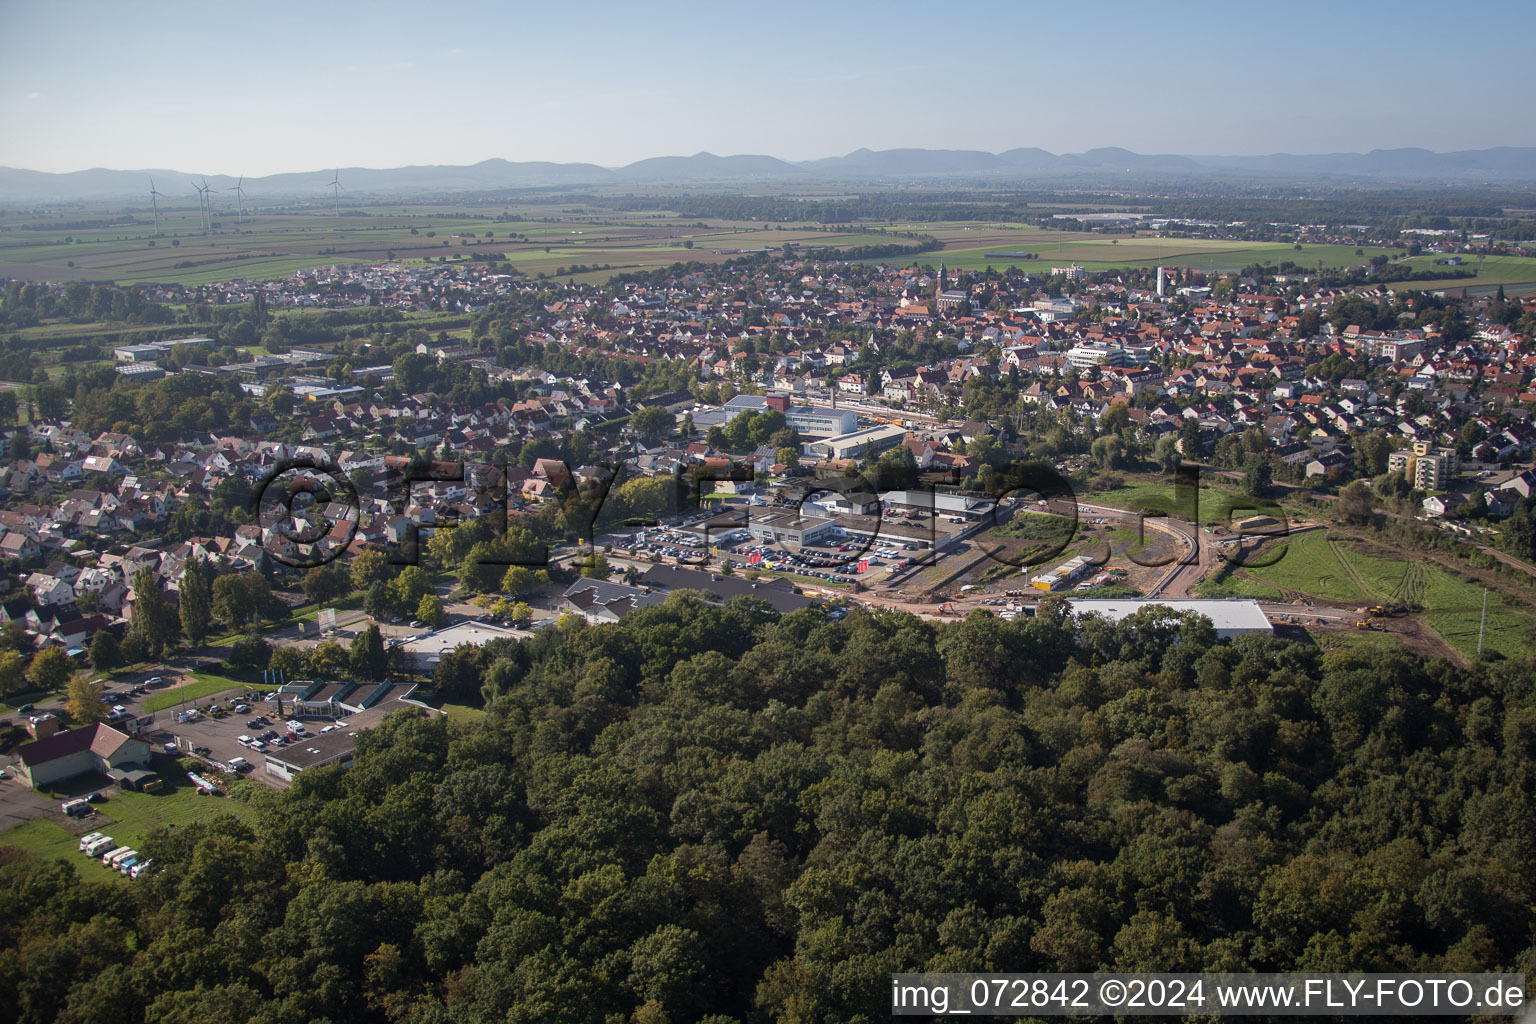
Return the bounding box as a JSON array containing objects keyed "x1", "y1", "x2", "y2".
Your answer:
[
  {"x1": 735, "y1": 546, "x2": 860, "y2": 583},
  {"x1": 78, "y1": 832, "x2": 154, "y2": 878}
]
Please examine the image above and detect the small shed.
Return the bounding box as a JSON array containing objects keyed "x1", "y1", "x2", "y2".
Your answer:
[{"x1": 108, "y1": 767, "x2": 164, "y2": 793}]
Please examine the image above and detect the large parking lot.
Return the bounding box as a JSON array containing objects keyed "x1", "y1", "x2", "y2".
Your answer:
[
  {"x1": 156, "y1": 695, "x2": 353, "y2": 787},
  {"x1": 0, "y1": 665, "x2": 351, "y2": 792}
]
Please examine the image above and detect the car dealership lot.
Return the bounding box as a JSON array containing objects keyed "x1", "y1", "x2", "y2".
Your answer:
[{"x1": 155, "y1": 695, "x2": 349, "y2": 787}]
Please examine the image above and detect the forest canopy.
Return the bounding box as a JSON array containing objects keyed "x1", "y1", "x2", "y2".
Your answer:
[{"x1": 1, "y1": 596, "x2": 1532, "y2": 1024}]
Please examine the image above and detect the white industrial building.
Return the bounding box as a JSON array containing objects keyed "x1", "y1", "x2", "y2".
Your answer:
[
  {"x1": 803, "y1": 424, "x2": 906, "y2": 460},
  {"x1": 722, "y1": 394, "x2": 856, "y2": 436},
  {"x1": 786, "y1": 406, "x2": 857, "y2": 436},
  {"x1": 746, "y1": 510, "x2": 840, "y2": 547},
  {"x1": 112, "y1": 337, "x2": 211, "y2": 362},
  {"x1": 393, "y1": 621, "x2": 526, "y2": 670},
  {"x1": 1065, "y1": 599, "x2": 1273, "y2": 639}
]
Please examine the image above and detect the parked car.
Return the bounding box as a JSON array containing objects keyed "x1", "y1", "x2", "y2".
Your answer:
[
  {"x1": 17, "y1": 703, "x2": 35, "y2": 714},
  {"x1": 228, "y1": 757, "x2": 253, "y2": 773}
]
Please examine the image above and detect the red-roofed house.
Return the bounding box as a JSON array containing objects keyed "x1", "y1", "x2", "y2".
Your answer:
[{"x1": 12, "y1": 722, "x2": 152, "y2": 790}]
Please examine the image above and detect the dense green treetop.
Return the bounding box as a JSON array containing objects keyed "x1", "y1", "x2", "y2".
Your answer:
[{"x1": 1, "y1": 597, "x2": 1532, "y2": 1023}]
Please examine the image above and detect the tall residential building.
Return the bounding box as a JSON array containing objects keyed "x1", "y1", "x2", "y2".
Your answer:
[{"x1": 1388, "y1": 441, "x2": 1459, "y2": 490}]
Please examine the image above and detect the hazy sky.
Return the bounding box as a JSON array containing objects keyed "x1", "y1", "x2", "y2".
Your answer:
[{"x1": 3, "y1": 0, "x2": 1533, "y2": 175}]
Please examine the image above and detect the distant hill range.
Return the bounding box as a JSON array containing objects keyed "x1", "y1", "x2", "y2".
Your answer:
[{"x1": 5, "y1": 146, "x2": 1536, "y2": 201}]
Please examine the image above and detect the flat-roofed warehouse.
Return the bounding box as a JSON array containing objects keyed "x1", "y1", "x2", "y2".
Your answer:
[
  {"x1": 262, "y1": 696, "x2": 444, "y2": 782},
  {"x1": 803, "y1": 424, "x2": 906, "y2": 460},
  {"x1": 832, "y1": 512, "x2": 961, "y2": 552},
  {"x1": 746, "y1": 510, "x2": 839, "y2": 547},
  {"x1": 1065, "y1": 599, "x2": 1273, "y2": 639},
  {"x1": 392, "y1": 621, "x2": 526, "y2": 671},
  {"x1": 879, "y1": 490, "x2": 995, "y2": 520},
  {"x1": 263, "y1": 726, "x2": 361, "y2": 781},
  {"x1": 722, "y1": 393, "x2": 857, "y2": 436}
]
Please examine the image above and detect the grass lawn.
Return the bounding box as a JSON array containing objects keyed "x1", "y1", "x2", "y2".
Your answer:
[
  {"x1": 0, "y1": 780, "x2": 257, "y2": 869},
  {"x1": 1315, "y1": 631, "x2": 1403, "y2": 658},
  {"x1": 1389, "y1": 253, "x2": 1536, "y2": 291},
  {"x1": 202, "y1": 595, "x2": 365, "y2": 646},
  {"x1": 141, "y1": 673, "x2": 273, "y2": 713},
  {"x1": 292, "y1": 592, "x2": 364, "y2": 624},
  {"x1": 1237, "y1": 530, "x2": 1532, "y2": 660},
  {"x1": 1095, "y1": 477, "x2": 1273, "y2": 526},
  {"x1": 1239, "y1": 530, "x2": 1373, "y2": 604},
  {"x1": 437, "y1": 703, "x2": 486, "y2": 725},
  {"x1": 1193, "y1": 566, "x2": 1289, "y2": 601}
]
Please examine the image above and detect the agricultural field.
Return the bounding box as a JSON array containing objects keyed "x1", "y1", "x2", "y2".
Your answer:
[
  {"x1": 11, "y1": 195, "x2": 1532, "y2": 293},
  {"x1": 0, "y1": 199, "x2": 922, "y2": 287},
  {"x1": 930, "y1": 238, "x2": 1420, "y2": 276},
  {"x1": 1387, "y1": 253, "x2": 1536, "y2": 293},
  {"x1": 1210, "y1": 529, "x2": 1531, "y2": 660}
]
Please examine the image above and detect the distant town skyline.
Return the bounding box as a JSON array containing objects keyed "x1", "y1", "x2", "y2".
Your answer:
[{"x1": 3, "y1": 0, "x2": 1533, "y2": 177}]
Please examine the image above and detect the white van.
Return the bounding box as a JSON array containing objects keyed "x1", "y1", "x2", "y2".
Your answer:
[
  {"x1": 100, "y1": 845, "x2": 131, "y2": 867},
  {"x1": 83, "y1": 836, "x2": 116, "y2": 857},
  {"x1": 129, "y1": 858, "x2": 154, "y2": 879},
  {"x1": 77, "y1": 831, "x2": 105, "y2": 851},
  {"x1": 237, "y1": 735, "x2": 254, "y2": 747}
]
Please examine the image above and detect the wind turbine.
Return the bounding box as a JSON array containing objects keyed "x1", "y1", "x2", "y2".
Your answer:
[
  {"x1": 329, "y1": 168, "x2": 343, "y2": 217},
  {"x1": 191, "y1": 180, "x2": 207, "y2": 231},
  {"x1": 148, "y1": 177, "x2": 163, "y2": 236},
  {"x1": 234, "y1": 175, "x2": 247, "y2": 226},
  {"x1": 201, "y1": 176, "x2": 218, "y2": 230}
]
